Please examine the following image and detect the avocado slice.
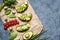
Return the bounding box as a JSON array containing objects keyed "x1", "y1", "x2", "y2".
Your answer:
[
  {"x1": 18, "y1": 13, "x2": 32, "y2": 21},
  {"x1": 5, "y1": 9, "x2": 11, "y2": 15},
  {"x1": 23, "y1": 31, "x2": 33, "y2": 40},
  {"x1": 16, "y1": 2, "x2": 28, "y2": 13},
  {"x1": 8, "y1": 14, "x2": 16, "y2": 18},
  {"x1": 17, "y1": 24, "x2": 30, "y2": 32}
]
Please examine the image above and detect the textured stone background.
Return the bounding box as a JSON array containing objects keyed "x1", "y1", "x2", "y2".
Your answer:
[{"x1": 0, "y1": 0, "x2": 60, "y2": 40}]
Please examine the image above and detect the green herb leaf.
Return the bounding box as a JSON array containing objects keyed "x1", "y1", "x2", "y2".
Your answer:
[
  {"x1": 10, "y1": 32, "x2": 17, "y2": 40},
  {"x1": 0, "y1": 3, "x2": 5, "y2": 11},
  {"x1": 3, "y1": 0, "x2": 16, "y2": 6}
]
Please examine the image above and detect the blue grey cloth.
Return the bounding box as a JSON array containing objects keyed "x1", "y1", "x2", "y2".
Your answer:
[
  {"x1": 0, "y1": 19, "x2": 9, "y2": 40},
  {"x1": 0, "y1": 0, "x2": 2, "y2": 4},
  {"x1": 0, "y1": 0, "x2": 60, "y2": 40},
  {"x1": 29, "y1": 0, "x2": 60, "y2": 40}
]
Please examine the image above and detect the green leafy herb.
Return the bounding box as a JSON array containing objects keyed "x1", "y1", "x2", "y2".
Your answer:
[
  {"x1": 10, "y1": 32, "x2": 17, "y2": 40},
  {"x1": 10, "y1": 4, "x2": 15, "y2": 8},
  {"x1": 3, "y1": 0, "x2": 16, "y2": 6},
  {"x1": 3, "y1": 0, "x2": 16, "y2": 8},
  {"x1": 9, "y1": 29, "x2": 17, "y2": 40},
  {"x1": 0, "y1": 3, "x2": 5, "y2": 11}
]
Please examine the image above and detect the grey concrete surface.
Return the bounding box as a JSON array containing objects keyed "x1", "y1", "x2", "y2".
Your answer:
[{"x1": 0, "y1": 0, "x2": 60, "y2": 40}]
